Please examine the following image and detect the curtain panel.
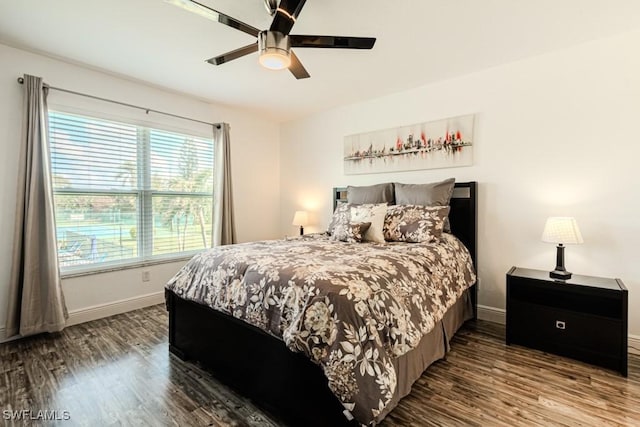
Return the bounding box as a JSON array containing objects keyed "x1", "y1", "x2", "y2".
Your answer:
[
  {"x1": 212, "y1": 123, "x2": 236, "y2": 246},
  {"x1": 5, "y1": 74, "x2": 67, "y2": 337}
]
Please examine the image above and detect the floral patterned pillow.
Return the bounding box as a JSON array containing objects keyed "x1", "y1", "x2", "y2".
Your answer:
[
  {"x1": 383, "y1": 205, "x2": 450, "y2": 243},
  {"x1": 350, "y1": 203, "x2": 387, "y2": 243},
  {"x1": 327, "y1": 203, "x2": 387, "y2": 243},
  {"x1": 330, "y1": 221, "x2": 372, "y2": 243},
  {"x1": 327, "y1": 202, "x2": 350, "y2": 236}
]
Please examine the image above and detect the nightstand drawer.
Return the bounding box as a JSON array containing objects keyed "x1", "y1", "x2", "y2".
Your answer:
[{"x1": 508, "y1": 300, "x2": 622, "y2": 356}]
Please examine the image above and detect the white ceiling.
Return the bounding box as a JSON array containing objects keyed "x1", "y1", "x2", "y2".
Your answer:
[{"x1": 2, "y1": 0, "x2": 640, "y2": 122}]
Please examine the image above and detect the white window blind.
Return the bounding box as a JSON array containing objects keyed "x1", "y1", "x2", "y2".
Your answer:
[{"x1": 49, "y1": 111, "x2": 214, "y2": 272}]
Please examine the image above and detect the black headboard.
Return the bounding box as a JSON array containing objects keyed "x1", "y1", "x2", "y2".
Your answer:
[{"x1": 333, "y1": 182, "x2": 478, "y2": 317}]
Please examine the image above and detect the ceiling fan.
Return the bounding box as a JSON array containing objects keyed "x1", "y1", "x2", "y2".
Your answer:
[{"x1": 166, "y1": 0, "x2": 377, "y2": 79}]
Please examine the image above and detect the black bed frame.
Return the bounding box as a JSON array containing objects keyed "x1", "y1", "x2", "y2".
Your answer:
[{"x1": 166, "y1": 181, "x2": 477, "y2": 426}]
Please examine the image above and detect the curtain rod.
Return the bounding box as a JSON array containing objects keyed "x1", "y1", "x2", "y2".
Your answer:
[{"x1": 17, "y1": 77, "x2": 221, "y2": 129}]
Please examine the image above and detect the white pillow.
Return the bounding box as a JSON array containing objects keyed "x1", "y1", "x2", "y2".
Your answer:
[{"x1": 351, "y1": 204, "x2": 387, "y2": 243}]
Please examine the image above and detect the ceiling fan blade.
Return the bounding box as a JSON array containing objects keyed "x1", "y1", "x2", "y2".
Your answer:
[
  {"x1": 206, "y1": 43, "x2": 259, "y2": 65},
  {"x1": 270, "y1": 0, "x2": 307, "y2": 35},
  {"x1": 288, "y1": 50, "x2": 310, "y2": 79},
  {"x1": 166, "y1": 0, "x2": 260, "y2": 37},
  {"x1": 290, "y1": 35, "x2": 376, "y2": 49}
]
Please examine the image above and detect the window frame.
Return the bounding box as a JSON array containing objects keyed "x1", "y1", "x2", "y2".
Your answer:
[{"x1": 48, "y1": 109, "x2": 215, "y2": 277}]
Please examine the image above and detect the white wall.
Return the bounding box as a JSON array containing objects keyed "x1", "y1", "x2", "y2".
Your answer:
[
  {"x1": 0, "y1": 43, "x2": 281, "y2": 336},
  {"x1": 280, "y1": 30, "x2": 640, "y2": 336}
]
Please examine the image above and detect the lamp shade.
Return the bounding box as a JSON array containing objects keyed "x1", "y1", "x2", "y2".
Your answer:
[
  {"x1": 541, "y1": 217, "x2": 584, "y2": 245},
  {"x1": 292, "y1": 211, "x2": 309, "y2": 226}
]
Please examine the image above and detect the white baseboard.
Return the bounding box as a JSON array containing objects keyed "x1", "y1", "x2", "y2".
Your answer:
[
  {"x1": 0, "y1": 291, "x2": 164, "y2": 343},
  {"x1": 0, "y1": 301, "x2": 499, "y2": 344},
  {"x1": 629, "y1": 335, "x2": 640, "y2": 356},
  {"x1": 66, "y1": 291, "x2": 164, "y2": 327},
  {"x1": 477, "y1": 304, "x2": 506, "y2": 324}
]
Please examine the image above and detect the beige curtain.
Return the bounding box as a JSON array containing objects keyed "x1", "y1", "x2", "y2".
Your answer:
[
  {"x1": 5, "y1": 74, "x2": 67, "y2": 337},
  {"x1": 212, "y1": 123, "x2": 237, "y2": 246}
]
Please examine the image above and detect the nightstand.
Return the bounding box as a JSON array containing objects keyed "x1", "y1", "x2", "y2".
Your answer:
[{"x1": 506, "y1": 267, "x2": 628, "y2": 376}]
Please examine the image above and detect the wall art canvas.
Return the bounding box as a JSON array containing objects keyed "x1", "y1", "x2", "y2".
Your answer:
[{"x1": 343, "y1": 114, "x2": 475, "y2": 175}]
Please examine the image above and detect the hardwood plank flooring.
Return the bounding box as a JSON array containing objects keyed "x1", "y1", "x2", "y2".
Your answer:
[{"x1": 1, "y1": 305, "x2": 638, "y2": 426}]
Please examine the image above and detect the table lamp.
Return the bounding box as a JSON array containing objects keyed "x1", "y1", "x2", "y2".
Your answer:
[
  {"x1": 292, "y1": 211, "x2": 308, "y2": 236},
  {"x1": 541, "y1": 217, "x2": 583, "y2": 280}
]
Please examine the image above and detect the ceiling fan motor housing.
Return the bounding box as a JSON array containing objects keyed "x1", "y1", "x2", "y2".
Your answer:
[{"x1": 258, "y1": 30, "x2": 291, "y2": 69}]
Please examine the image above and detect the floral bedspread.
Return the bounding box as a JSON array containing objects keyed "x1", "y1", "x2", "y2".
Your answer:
[{"x1": 165, "y1": 233, "x2": 476, "y2": 425}]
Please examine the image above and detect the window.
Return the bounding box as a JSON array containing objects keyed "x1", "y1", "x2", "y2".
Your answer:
[{"x1": 49, "y1": 111, "x2": 214, "y2": 272}]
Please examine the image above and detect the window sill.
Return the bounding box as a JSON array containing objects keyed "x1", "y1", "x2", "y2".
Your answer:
[{"x1": 60, "y1": 256, "x2": 193, "y2": 279}]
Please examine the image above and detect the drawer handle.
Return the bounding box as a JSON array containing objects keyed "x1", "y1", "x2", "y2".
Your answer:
[{"x1": 555, "y1": 320, "x2": 566, "y2": 330}]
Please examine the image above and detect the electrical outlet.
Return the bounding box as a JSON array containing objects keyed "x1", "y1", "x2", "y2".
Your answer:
[{"x1": 142, "y1": 270, "x2": 150, "y2": 282}]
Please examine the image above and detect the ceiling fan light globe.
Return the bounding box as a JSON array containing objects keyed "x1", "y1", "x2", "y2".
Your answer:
[
  {"x1": 258, "y1": 30, "x2": 291, "y2": 70},
  {"x1": 259, "y1": 50, "x2": 291, "y2": 70}
]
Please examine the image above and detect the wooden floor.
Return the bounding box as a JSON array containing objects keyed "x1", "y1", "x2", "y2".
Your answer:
[{"x1": 1, "y1": 305, "x2": 639, "y2": 426}]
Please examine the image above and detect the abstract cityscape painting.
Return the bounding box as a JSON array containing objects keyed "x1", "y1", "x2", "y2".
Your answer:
[{"x1": 343, "y1": 114, "x2": 475, "y2": 175}]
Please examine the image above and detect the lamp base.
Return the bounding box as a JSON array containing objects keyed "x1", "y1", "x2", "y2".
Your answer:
[
  {"x1": 549, "y1": 243, "x2": 571, "y2": 280},
  {"x1": 299, "y1": 226, "x2": 304, "y2": 236},
  {"x1": 550, "y1": 270, "x2": 572, "y2": 280}
]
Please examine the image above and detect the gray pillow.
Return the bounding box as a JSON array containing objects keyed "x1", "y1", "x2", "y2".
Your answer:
[
  {"x1": 394, "y1": 178, "x2": 455, "y2": 232},
  {"x1": 346, "y1": 183, "x2": 394, "y2": 205},
  {"x1": 394, "y1": 178, "x2": 455, "y2": 206}
]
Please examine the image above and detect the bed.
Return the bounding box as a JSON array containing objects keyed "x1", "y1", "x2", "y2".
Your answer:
[{"x1": 165, "y1": 181, "x2": 477, "y2": 426}]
